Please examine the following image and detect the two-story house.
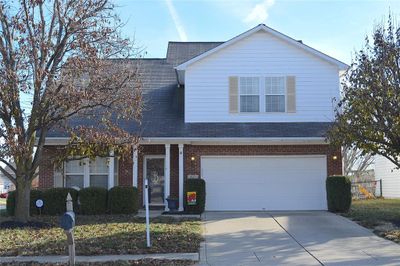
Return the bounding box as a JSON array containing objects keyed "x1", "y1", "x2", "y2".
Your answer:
[{"x1": 39, "y1": 24, "x2": 347, "y2": 211}]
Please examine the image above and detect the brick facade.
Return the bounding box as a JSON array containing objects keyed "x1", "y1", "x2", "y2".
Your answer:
[
  {"x1": 39, "y1": 144, "x2": 342, "y2": 206},
  {"x1": 38, "y1": 146, "x2": 59, "y2": 188},
  {"x1": 184, "y1": 144, "x2": 342, "y2": 178}
]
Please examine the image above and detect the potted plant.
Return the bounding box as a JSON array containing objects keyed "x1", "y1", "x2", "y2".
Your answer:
[{"x1": 166, "y1": 196, "x2": 179, "y2": 212}]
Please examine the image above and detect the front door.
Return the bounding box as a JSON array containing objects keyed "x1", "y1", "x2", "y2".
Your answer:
[{"x1": 145, "y1": 157, "x2": 165, "y2": 205}]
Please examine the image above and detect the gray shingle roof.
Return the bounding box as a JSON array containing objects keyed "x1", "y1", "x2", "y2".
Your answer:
[
  {"x1": 47, "y1": 43, "x2": 332, "y2": 139},
  {"x1": 166, "y1": 42, "x2": 223, "y2": 66}
]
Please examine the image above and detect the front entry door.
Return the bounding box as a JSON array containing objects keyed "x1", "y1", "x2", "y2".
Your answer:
[{"x1": 145, "y1": 157, "x2": 165, "y2": 205}]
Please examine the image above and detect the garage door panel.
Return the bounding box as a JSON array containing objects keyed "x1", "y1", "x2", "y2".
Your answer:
[{"x1": 201, "y1": 156, "x2": 327, "y2": 211}]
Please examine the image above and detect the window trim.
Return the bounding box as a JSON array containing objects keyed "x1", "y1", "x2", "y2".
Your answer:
[
  {"x1": 235, "y1": 75, "x2": 289, "y2": 114},
  {"x1": 265, "y1": 76, "x2": 286, "y2": 113},
  {"x1": 64, "y1": 156, "x2": 115, "y2": 189},
  {"x1": 238, "y1": 76, "x2": 260, "y2": 113}
]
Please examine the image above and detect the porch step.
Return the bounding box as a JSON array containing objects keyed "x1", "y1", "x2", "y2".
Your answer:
[{"x1": 148, "y1": 205, "x2": 165, "y2": 210}]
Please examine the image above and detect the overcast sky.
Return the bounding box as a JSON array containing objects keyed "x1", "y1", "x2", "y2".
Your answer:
[{"x1": 116, "y1": 0, "x2": 400, "y2": 64}]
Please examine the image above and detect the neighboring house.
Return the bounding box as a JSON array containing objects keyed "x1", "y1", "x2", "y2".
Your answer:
[
  {"x1": 39, "y1": 25, "x2": 346, "y2": 211},
  {"x1": 375, "y1": 156, "x2": 400, "y2": 198},
  {"x1": 0, "y1": 166, "x2": 15, "y2": 193}
]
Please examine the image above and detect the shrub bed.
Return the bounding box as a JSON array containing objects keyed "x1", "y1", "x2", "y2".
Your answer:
[
  {"x1": 108, "y1": 186, "x2": 139, "y2": 214},
  {"x1": 6, "y1": 189, "x2": 44, "y2": 216},
  {"x1": 184, "y1": 179, "x2": 206, "y2": 214},
  {"x1": 6, "y1": 191, "x2": 15, "y2": 216},
  {"x1": 79, "y1": 187, "x2": 108, "y2": 215},
  {"x1": 42, "y1": 188, "x2": 79, "y2": 215},
  {"x1": 326, "y1": 175, "x2": 352, "y2": 213}
]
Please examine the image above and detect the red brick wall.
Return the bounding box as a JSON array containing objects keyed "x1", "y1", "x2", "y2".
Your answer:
[
  {"x1": 118, "y1": 148, "x2": 133, "y2": 187},
  {"x1": 38, "y1": 146, "x2": 136, "y2": 189},
  {"x1": 184, "y1": 144, "x2": 342, "y2": 179},
  {"x1": 39, "y1": 144, "x2": 342, "y2": 205},
  {"x1": 38, "y1": 146, "x2": 59, "y2": 188}
]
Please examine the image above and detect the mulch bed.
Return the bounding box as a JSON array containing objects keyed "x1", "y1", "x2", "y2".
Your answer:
[{"x1": 0, "y1": 259, "x2": 195, "y2": 266}]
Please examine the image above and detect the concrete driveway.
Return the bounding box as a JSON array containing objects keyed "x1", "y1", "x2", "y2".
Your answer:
[{"x1": 200, "y1": 212, "x2": 400, "y2": 266}]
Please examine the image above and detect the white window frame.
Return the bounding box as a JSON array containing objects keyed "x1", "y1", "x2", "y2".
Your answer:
[
  {"x1": 64, "y1": 156, "x2": 115, "y2": 189},
  {"x1": 265, "y1": 76, "x2": 286, "y2": 113},
  {"x1": 64, "y1": 158, "x2": 85, "y2": 189},
  {"x1": 239, "y1": 77, "x2": 260, "y2": 113},
  {"x1": 89, "y1": 157, "x2": 109, "y2": 188}
]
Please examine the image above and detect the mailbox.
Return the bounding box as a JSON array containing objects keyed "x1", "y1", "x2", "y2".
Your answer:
[{"x1": 60, "y1": 211, "x2": 75, "y2": 231}]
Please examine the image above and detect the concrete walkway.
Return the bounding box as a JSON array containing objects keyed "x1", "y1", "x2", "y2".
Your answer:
[
  {"x1": 200, "y1": 212, "x2": 400, "y2": 266},
  {"x1": 0, "y1": 253, "x2": 199, "y2": 264}
]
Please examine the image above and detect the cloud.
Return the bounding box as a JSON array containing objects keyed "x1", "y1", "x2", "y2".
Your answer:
[
  {"x1": 244, "y1": 0, "x2": 275, "y2": 25},
  {"x1": 165, "y1": 0, "x2": 188, "y2": 41}
]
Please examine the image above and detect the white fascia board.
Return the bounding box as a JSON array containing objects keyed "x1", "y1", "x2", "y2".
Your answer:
[
  {"x1": 44, "y1": 136, "x2": 328, "y2": 146},
  {"x1": 175, "y1": 24, "x2": 349, "y2": 71},
  {"x1": 140, "y1": 137, "x2": 327, "y2": 145},
  {"x1": 43, "y1": 137, "x2": 70, "y2": 145}
]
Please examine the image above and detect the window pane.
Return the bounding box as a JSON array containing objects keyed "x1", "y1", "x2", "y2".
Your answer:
[
  {"x1": 266, "y1": 95, "x2": 285, "y2": 112},
  {"x1": 266, "y1": 77, "x2": 285, "y2": 94},
  {"x1": 66, "y1": 175, "x2": 84, "y2": 189},
  {"x1": 90, "y1": 157, "x2": 108, "y2": 174},
  {"x1": 66, "y1": 160, "x2": 84, "y2": 174},
  {"x1": 90, "y1": 174, "x2": 108, "y2": 188},
  {"x1": 240, "y1": 77, "x2": 259, "y2": 94},
  {"x1": 240, "y1": 95, "x2": 259, "y2": 112}
]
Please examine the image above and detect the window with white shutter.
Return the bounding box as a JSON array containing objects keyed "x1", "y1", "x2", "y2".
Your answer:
[{"x1": 239, "y1": 77, "x2": 260, "y2": 112}]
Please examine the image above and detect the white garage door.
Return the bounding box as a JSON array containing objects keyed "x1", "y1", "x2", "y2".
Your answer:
[{"x1": 201, "y1": 156, "x2": 327, "y2": 211}]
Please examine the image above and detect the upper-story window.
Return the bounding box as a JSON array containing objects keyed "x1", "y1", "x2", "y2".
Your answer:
[
  {"x1": 265, "y1": 77, "x2": 286, "y2": 112},
  {"x1": 239, "y1": 77, "x2": 259, "y2": 112}
]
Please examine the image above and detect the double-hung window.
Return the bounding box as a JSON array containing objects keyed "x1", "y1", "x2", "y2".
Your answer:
[
  {"x1": 65, "y1": 156, "x2": 117, "y2": 189},
  {"x1": 89, "y1": 157, "x2": 109, "y2": 188},
  {"x1": 65, "y1": 159, "x2": 85, "y2": 189},
  {"x1": 265, "y1": 77, "x2": 286, "y2": 112},
  {"x1": 239, "y1": 77, "x2": 260, "y2": 112}
]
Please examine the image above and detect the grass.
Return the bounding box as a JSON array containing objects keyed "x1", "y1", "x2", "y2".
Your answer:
[
  {"x1": 0, "y1": 259, "x2": 195, "y2": 266},
  {"x1": 0, "y1": 215, "x2": 202, "y2": 257},
  {"x1": 343, "y1": 198, "x2": 400, "y2": 243},
  {"x1": 0, "y1": 198, "x2": 6, "y2": 206}
]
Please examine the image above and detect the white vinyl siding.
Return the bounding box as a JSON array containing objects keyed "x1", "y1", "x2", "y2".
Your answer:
[
  {"x1": 239, "y1": 77, "x2": 259, "y2": 112},
  {"x1": 265, "y1": 77, "x2": 285, "y2": 112},
  {"x1": 374, "y1": 156, "x2": 400, "y2": 198},
  {"x1": 184, "y1": 31, "x2": 340, "y2": 122}
]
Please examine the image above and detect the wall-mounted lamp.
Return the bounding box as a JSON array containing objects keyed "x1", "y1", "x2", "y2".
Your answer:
[
  {"x1": 191, "y1": 156, "x2": 196, "y2": 161},
  {"x1": 332, "y1": 155, "x2": 338, "y2": 160}
]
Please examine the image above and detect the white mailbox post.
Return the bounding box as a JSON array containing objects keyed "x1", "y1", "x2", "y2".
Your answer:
[
  {"x1": 60, "y1": 193, "x2": 75, "y2": 266},
  {"x1": 144, "y1": 178, "x2": 151, "y2": 247}
]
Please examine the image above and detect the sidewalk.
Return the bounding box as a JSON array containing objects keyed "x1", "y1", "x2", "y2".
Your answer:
[{"x1": 0, "y1": 253, "x2": 199, "y2": 264}]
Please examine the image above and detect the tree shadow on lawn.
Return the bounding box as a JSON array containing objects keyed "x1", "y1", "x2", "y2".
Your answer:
[
  {"x1": 0, "y1": 226, "x2": 201, "y2": 257},
  {"x1": 25, "y1": 215, "x2": 199, "y2": 227}
]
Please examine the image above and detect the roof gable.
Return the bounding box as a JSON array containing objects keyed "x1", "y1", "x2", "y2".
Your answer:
[{"x1": 176, "y1": 24, "x2": 348, "y2": 71}]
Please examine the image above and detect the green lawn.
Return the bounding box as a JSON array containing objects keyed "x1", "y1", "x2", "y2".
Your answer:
[
  {"x1": 0, "y1": 215, "x2": 202, "y2": 257},
  {"x1": 343, "y1": 199, "x2": 400, "y2": 242}
]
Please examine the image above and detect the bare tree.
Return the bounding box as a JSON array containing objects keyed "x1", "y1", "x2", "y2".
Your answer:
[
  {"x1": 0, "y1": 0, "x2": 142, "y2": 222},
  {"x1": 342, "y1": 146, "x2": 374, "y2": 179}
]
